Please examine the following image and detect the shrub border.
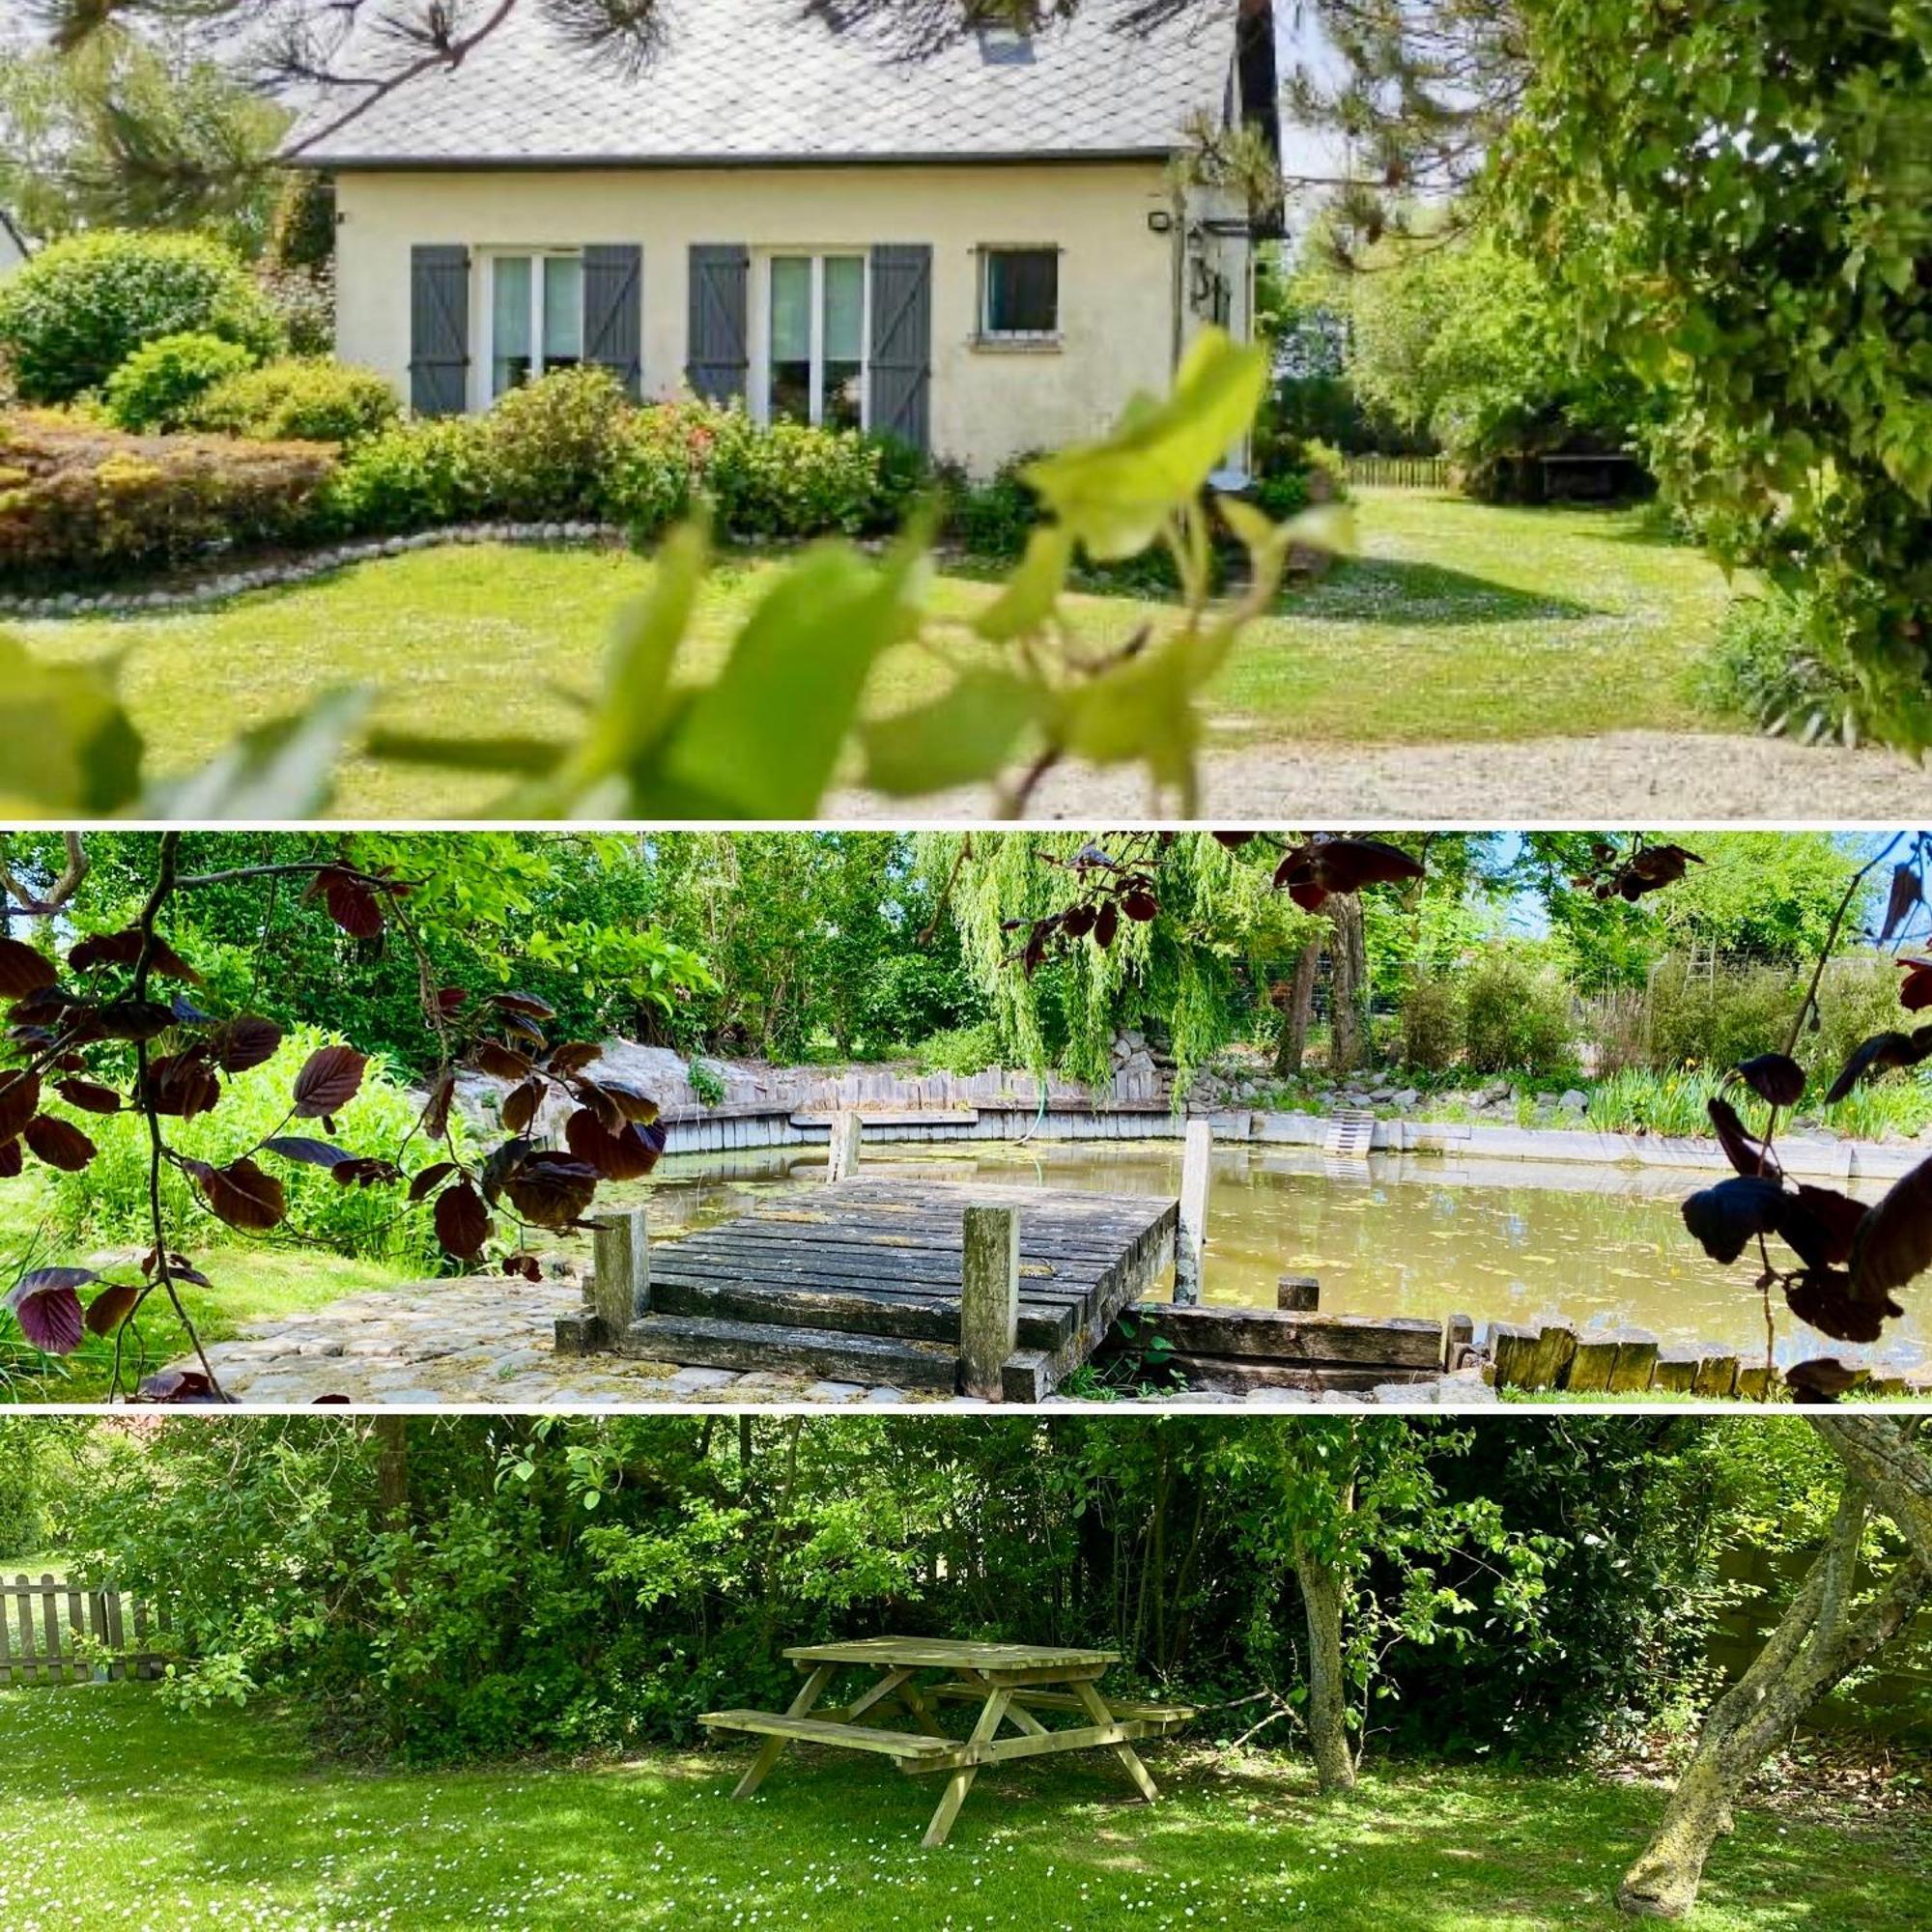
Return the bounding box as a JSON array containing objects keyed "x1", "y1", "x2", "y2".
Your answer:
[{"x1": 0, "y1": 520, "x2": 625, "y2": 620}]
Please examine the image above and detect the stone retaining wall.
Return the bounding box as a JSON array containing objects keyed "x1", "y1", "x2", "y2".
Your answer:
[{"x1": 451, "y1": 1040, "x2": 1920, "y2": 1179}]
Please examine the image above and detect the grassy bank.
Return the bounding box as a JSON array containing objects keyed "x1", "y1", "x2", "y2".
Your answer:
[
  {"x1": 1, "y1": 1688, "x2": 1923, "y2": 1930},
  {"x1": 22, "y1": 491, "x2": 1735, "y2": 818},
  {"x1": 0, "y1": 1185, "x2": 417, "y2": 1403}
]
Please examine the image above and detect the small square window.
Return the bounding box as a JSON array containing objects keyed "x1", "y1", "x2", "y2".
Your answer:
[
  {"x1": 977, "y1": 23, "x2": 1036, "y2": 66},
  {"x1": 980, "y1": 247, "x2": 1060, "y2": 339}
]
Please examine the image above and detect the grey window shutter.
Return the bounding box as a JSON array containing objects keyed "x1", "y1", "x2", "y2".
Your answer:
[
  {"x1": 869, "y1": 243, "x2": 932, "y2": 453},
  {"x1": 687, "y1": 244, "x2": 750, "y2": 404},
  {"x1": 582, "y1": 244, "x2": 643, "y2": 397},
  {"x1": 410, "y1": 244, "x2": 470, "y2": 416}
]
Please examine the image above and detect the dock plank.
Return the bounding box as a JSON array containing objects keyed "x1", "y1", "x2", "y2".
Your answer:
[{"x1": 608, "y1": 1179, "x2": 1176, "y2": 1397}]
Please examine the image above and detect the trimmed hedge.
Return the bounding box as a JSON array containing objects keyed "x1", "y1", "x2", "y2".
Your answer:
[
  {"x1": 104, "y1": 332, "x2": 261, "y2": 434},
  {"x1": 4, "y1": 361, "x2": 1333, "y2": 590},
  {"x1": 194, "y1": 357, "x2": 399, "y2": 445},
  {"x1": 0, "y1": 414, "x2": 333, "y2": 587},
  {"x1": 321, "y1": 382, "x2": 909, "y2": 542},
  {"x1": 0, "y1": 230, "x2": 284, "y2": 404},
  {"x1": 316, "y1": 418, "x2": 495, "y2": 534}
]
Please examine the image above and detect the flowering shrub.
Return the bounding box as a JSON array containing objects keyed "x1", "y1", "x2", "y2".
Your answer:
[
  {"x1": 484, "y1": 366, "x2": 635, "y2": 519},
  {"x1": 603, "y1": 400, "x2": 719, "y2": 537}
]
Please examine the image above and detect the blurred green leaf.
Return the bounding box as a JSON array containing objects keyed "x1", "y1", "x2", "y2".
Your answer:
[
  {"x1": 657, "y1": 533, "x2": 925, "y2": 816},
  {"x1": 1024, "y1": 328, "x2": 1269, "y2": 559},
  {"x1": 0, "y1": 635, "x2": 144, "y2": 815},
  {"x1": 860, "y1": 669, "x2": 1049, "y2": 795},
  {"x1": 146, "y1": 687, "x2": 372, "y2": 820}
]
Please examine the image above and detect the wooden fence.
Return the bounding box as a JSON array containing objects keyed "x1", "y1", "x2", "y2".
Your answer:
[
  {"x1": 0, "y1": 1575, "x2": 174, "y2": 1686},
  {"x1": 1346, "y1": 453, "x2": 1452, "y2": 490}
]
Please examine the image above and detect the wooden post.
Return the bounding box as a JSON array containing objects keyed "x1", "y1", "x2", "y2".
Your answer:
[
  {"x1": 589, "y1": 1208, "x2": 649, "y2": 1341},
  {"x1": 1174, "y1": 1118, "x2": 1212, "y2": 1305},
  {"x1": 959, "y1": 1205, "x2": 1020, "y2": 1400},
  {"x1": 1276, "y1": 1273, "x2": 1320, "y2": 1312},
  {"x1": 1443, "y1": 1313, "x2": 1475, "y2": 1371},
  {"x1": 1525, "y1": 1323, "x2": 1578, "y2": 1390},
  {"x1": 1606, "y1": 1328, "x2": 1661, "y2": 1394},
  {"x1": 1567, "y1": 1333, "x2": 1620, "y2": 1394},
  {"x1": 1489, "y1": 1322, "x2": 1538, "y2": 1389},
  {"x1": 828, "y1": 1110, "x2": 863, "y2": 1182},
  {"x1": 1652, "y1": 1344, "x2": 1700, "y2": 1394},
  {"x1": 1692, "y1": 1352, "x2": 1739, "y2": 1400}
]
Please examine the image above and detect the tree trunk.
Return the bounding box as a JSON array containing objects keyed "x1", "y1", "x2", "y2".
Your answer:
[
  {"x1": 1273, "y1": 938, "x2": 1322, "y2": 1077},
  {"x1": 1619, "y1": 1484, "x2": 1929, "y2": 1917},
  {"x1": 1292, "y1": 1547, "x2": 1356, "y2": 1793},
  {"x1": 1327, "y1": 895, "x2": 1369, "y2": 1076},
  {"x1": 374, "y1": 1415, "x2": 409, "y2": 1532},
  {"x1": 1812, "y1": 1416, "x2": 1932, "y2": 1568}
]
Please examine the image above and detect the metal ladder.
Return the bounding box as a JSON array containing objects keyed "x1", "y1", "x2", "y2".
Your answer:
[{"x1": 1322, "y1": 1108, "x2": 1377, "y2": 1158}]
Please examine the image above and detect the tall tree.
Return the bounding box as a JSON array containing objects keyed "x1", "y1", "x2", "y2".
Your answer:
[
  {"x1": 1503, "y1": 1, "x2": 1932, "y2": 746},
  {"x1": 1618, "y1": 1417, "x2": 1932, "y2": 1918},
  {"x1": 0, "y1": 24, "x2": 288, "y2": 250}
]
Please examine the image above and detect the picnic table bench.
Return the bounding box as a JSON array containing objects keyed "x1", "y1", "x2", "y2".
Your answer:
[{"x1": 701, "y1": 1635, "x2": 1193, "y2": 1847}]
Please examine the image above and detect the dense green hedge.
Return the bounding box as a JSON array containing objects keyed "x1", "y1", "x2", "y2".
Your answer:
[
  {"x1": 0, "y1": 230, "x2": 284, "y2": 404},
  {"x1": 54, "y1": 1413, "x2": 1808, "y2": 1766},
  {"x1": 192, "y1": 358, "x2": 400, "y2": 446},
  {"x1": 1, "y1": 359, "x2": 1337, "y2": 591}
]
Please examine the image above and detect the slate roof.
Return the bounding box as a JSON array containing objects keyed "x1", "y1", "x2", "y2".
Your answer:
[{"x1": 287, "y1": 0, "x2": 1244, "y2": 168}]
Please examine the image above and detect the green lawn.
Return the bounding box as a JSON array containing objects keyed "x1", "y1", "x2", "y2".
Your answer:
[
  {"x1": 22, "y1": 491, "x2": 1736, "y2": 818},
  {"x1": 1, "y1": 1551, "x2": 65, "y2": 1578},
  {"x1": 0, "y1": 1690, "x2": 1921, "y2": 1931},
  {"x1": 1, "y1": 1185, "x2": 415, "y2": 1403}
]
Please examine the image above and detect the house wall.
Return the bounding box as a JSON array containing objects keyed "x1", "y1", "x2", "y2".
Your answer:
[{"x1": 333, "y1": 160, "x2": 1227, "y2": 474}]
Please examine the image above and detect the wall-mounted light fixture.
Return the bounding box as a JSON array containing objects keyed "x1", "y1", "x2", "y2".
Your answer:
[{"x1": 1147, "y1": 210, "x2": 1175, "y2": 235}]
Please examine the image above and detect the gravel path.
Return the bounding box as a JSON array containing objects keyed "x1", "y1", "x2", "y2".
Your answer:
[{"x1": 836, "y1": 731, "x2": 1932, "y2": 822}]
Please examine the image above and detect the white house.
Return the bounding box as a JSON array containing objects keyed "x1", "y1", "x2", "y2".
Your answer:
[{"x1": 286, "y1": 0, "x2": 1279, "y2": 473}]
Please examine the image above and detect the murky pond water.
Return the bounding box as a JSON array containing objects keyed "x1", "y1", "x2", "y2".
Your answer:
[{"x1": 610, "y1": 1139, "x2": 1927, "y2": 1373}]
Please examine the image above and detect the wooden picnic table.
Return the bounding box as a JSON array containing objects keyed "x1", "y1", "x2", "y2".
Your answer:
[{"x1": 700, "y1": 1635, "x2": 1193, "y2": 1847}]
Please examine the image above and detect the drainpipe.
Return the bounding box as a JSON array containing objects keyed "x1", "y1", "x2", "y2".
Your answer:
[{"x1": 1168, "y1": 177, "x2": 1188, "y2": 372}]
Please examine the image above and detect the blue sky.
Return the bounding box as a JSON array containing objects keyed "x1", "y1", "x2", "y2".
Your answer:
[{"x1": 1486, "y1": 832, "x2": 1917, "y2": 940}]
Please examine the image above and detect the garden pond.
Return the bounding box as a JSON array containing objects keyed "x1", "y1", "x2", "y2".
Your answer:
[{"x1": 606, "y1": 1138, "x2": 1928, "y2": 1375}]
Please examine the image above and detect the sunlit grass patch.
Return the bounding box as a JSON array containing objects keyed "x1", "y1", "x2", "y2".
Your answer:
[
  {"x1": 21, "y1": 492, "x2": 1738, "y2": 818},
  {"x1": 0, "y1": 1688, "x2": 1922, "y2": 1930}
]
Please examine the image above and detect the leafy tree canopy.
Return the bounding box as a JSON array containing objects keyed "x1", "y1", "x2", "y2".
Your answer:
[
  {"x1": 1502, "y1": 0, "x2": 1932, "y2": 743},
  {"x1": 0, "y1": 23, "x2": 288, "y2": 253}
]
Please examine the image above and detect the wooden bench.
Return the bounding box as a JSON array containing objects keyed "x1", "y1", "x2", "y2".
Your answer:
[
  {"x1": 925, "y1": 1682, "x2": 1194, "y2": 1726},
  {"x1": 698, "y1": 1711, "x2": 952, "y2": 1759}
]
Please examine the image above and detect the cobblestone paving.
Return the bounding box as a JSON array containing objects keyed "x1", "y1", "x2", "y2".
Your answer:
[{"x1": 187, "y1": 1274, "x2": 1496, "y2": 1409}]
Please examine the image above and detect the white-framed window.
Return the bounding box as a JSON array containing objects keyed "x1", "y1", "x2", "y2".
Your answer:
[
  {"x1": 978, "y1": 246, "x2": 1060, "y2": 342},
  {"x1": 483, "y1": 249, "x2": 584, "y2": 403},
  {"x1": 762, "y1": 252, "x2": 867, "y2": 431}
]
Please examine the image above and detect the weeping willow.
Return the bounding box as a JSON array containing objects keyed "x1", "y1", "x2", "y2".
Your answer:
[{"x1": 919, "y1": 832, "x2": 1322, "y2": 1096}]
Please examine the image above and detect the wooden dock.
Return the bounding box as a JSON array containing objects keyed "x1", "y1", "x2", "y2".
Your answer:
[{"x1": 562, "y1": 1177, "x2": 1178, "y2": 1401}]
